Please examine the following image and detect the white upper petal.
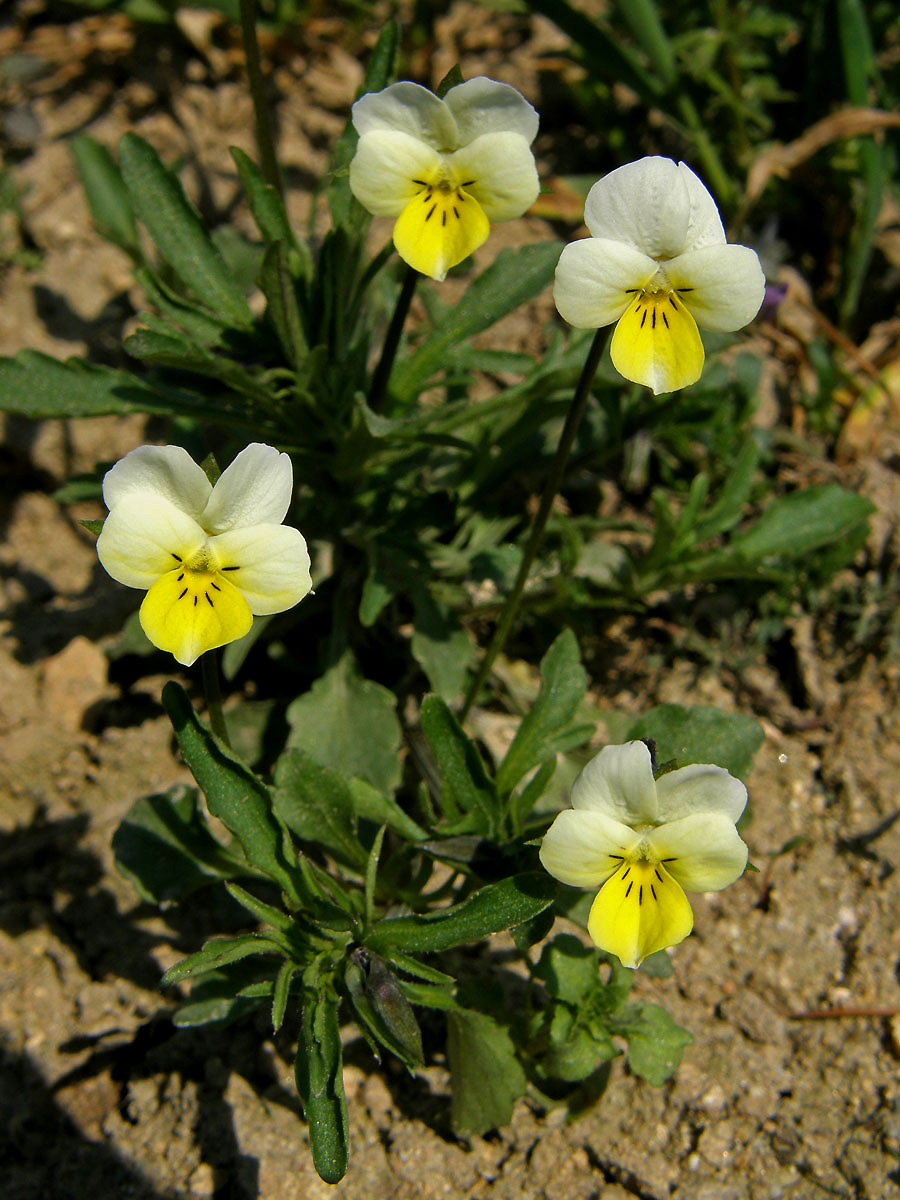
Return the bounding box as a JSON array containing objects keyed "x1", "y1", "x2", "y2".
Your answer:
[
  {"x1": 200, "y1": 443, "x2": 294, "y2": 535},
  {"x1": 349, "y1": 130, "x2": 443, "y2": 216},
  {"x1": 102, "y1": 444, "x2": 211, "y2": 519},
  {"x1": 584, "y1": 157, "x2": 725, "y2": 259},
  {"x1": 665, "y1": 243, "x2": 766, "y2": 331},
  {"x1": 210, "y1": 524, "x2": 312, "y2": 615},
  {"x1": 97, "y1": 493, "x2": 206, "y2": 588},
  {"x1": 539, "y1": 809, "x2": 642, "y2": 888},
  {"x1": 654, "y1": 762, "x2": 748, "y2": 823},
  {"x1": 648, "y1": 812, "x2": 748, "y2": 892},
  {"x1": 570, "y1": 741, "x2": 658, "y2": 824},
  {"x1": 351, "y1": 82, "x2": 458, "y2": 149},
  {"x1": 443, "y1": 77, "x2": 539, "y2": 146},
  {"x1": 553, "y1": 237, "x2": 657, "y2": 328},
  {"x1": 450, "y1": 132, "x2": 539, "y2": 220}
]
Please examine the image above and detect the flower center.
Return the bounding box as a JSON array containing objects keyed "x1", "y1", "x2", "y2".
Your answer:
[{"x1": 167, "y1": 546, "x2": 241, "y2": 613}]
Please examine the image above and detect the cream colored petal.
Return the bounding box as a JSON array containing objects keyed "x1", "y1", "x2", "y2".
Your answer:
[
  {"x1": 648, "y1": 813, "x2": 748, "y2": 892},
  {"x1": 349, "y1": 131, "x2": 444, "y2": 217},
  {"x1": 655, "y1": 762, "x2": 748, "y2": 823},
  {"x1": 102, "y1": 444, "x2": 211, "y2": 518},
  {"x1": 539, "y1": 809, "x2": 642, "y2": 888},
  {"x1": 140, "y1": 569, "x2": 252, "y2": 667},
  {"x1": 570, "y1": 741, "x2": 658, "y2": 824},
  {"x1": 443, "y1": 77, "x2": 539, "y2": 146},
  {"x1": 665, "y1": 243, "x2": 766, "y2": 331},
  {"x1": 97, "y1": 494, "x2": 206, "y2": 589},
  {"x1": 584, "y1": 156, "x2": 725, "y2": 259},
  {"x1": 553, "y1": 238, "x2": 657, "y2": 328},
  {"x1": 587, "y1": 861, "x2": 694, "y2": 968},
  {"x1": 449, "y1": 133, "x2": 539, "y2": 220},
  {"x1": 200, "y1": 443, "x2": 294, "y2": 535},
  {"x1": 351, "y1": 82, "x2": 457, "y2": 149},
  {"x1": 209, "y1": 524, "x2": 312, "y2": 615}
]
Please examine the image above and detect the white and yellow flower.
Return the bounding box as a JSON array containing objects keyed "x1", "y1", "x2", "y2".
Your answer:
[
  {"x1": 97, "y1": 443, "x2": 312, "y2": 667},
  {"x1": 539, "y1": 740, "x2": 748, "y2": 968},
  {"x1": 553, "y1": 156, "x2": 766, "y2": 394},
  {"x1": 349, "y1": 77, "x2": 540, "y2": 281}
]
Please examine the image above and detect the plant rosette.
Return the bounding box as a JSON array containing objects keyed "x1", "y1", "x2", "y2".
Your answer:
[
  {"x1": 553, "y1": 156, "x2": 766, "y2": 393},
  {"x1": 539, "y1": 740, "x2": 749, "y2": 967},
  {"x1": 96, "y1": 443, "x2": 312, "y2": 666}
]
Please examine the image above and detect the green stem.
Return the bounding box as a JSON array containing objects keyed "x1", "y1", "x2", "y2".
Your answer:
[
  {"x1": 369, "y1": 265, "x2": 418, "y2": 414},
  {"x1": 201, "y1": 651, "x2": 231, "y2": 748},
  {"x1": 459, "y1": 328, "x2": 609, "y2": 723},
  {"x1": 238, "y1": 0, "x2": 283, "y2": 196}
]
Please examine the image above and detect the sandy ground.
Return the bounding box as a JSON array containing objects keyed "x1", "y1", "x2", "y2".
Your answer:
[{"x1": 2, "y1": 4, "x2": 900, "y2": 1198}]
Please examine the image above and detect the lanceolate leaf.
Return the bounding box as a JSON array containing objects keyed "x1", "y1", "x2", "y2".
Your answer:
[
  {"x1": 420, "y1": 695, "x2": 499, "y2": 833},
  {"x1": 366, "y1": 872, "x2": 556, "y2": 954},
  {"x1": 70, "y1": 135, "x2": 140, "y2": 256},
  {"x1": 273, "y1": 749, "x2": 369, "y2": 871},
  {"x1": 495, "y1": 630, "x2": 589, "y2": 796},
  {"x1": 118, "y1": 132, "x2": 253, "y2": 329},
  {"x1": 163, "y1": 682, "x2": 300, "y2": 900},
  {"x1": 0, "y1": 351, "x2": 173, "y2": 419},
  {"x1": 295, "y1": 986, "x2": 350, "y2": 1184},
  {"x1": 162, "y1": 933, "x2": 285, "y2": 985}
]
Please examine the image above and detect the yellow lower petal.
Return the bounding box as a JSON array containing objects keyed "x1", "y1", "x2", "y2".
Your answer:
[
  {"x1": 140, "y1": 569, "x2": 252, "y2": 667},
  {"x1": 393, "y1": 184, "x2": 489, "y2": 281},
  {"x1": 610, "y1": 291, "x2": 704, "y2": 394},
  {"x1": 587, "y1": 861, "x2": 694, "y2": 969}
]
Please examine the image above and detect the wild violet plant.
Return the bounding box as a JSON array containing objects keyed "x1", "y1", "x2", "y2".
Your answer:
[{"x1": 0, "y1": 17, "x2": 876, "y2": 1186}]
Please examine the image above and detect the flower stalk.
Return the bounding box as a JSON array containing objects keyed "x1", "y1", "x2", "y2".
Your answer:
[
  {"x1": 460, "y1": 326, "x2": 609, "y2": 721},
  {"x1": 369, "y1": 265, "x2": 419, "y2": 413},
  {"x1": 201, "y1": 650, "x2": 231, "y2": 748}
]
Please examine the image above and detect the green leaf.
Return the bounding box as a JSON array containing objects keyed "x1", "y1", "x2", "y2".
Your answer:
[
  {"x1": 273, "y1": 749, "x2": 369, "y2": 871},
  {"x1": 272, "y1": 959, "x2": 297, "y2": 1033},
  {"x1": 411, "y1": 587, "x2": 474, "y2": 702},
  {"x1": 727, "y1": 485, "x2": 874, "y2": 562},
  {"x1": 420, "y1": 695, "x2": 499, "y2": 833},
  {"x1": 112, "y1": 784, "x2": 242, "y2": 904},
  {"x1": 625, "y1": 704, "x2": 764, "y2": 779},
  {"x1": 613, "y1": 1002, "x2": 693, "y2": 1086},
  {"x1": 391, "y1": 243, "x2": 563, "y2": 398},
  {"x1": 258, "y1": 239, "x2": 308, "y2": 366},
  {"x1": 231, "y1": 145, "x2": 297, "y2": 248},
  {"x1": 118, "y1": 132, "x2": 253, "y2": 328},
  {"x1": 495, "y1": 630, "x2": 589, "y2": 795},
  {"x1": 347, "y1": 777, "x2": 428, "y2": 843},
  {"x1": 0, "y1": 350, "x2": 173, "y2": 418},
  {"x1": 541, "y1": 1024, "x2": 617, "y2": 1083},
  {"x1": 436, "y1": 65, "x2": 464, "y2": 98},
  {"x1": 162, "y1": 933, "x2": 285, "y2": 985},
  {"x1": 163, "y1": 681, "x2": 300, "y2": 898},
  {"x1": 447, "y1": 1008, "x2": 527, "y2": 1135},
  {"x1": 693, "y1": 440, "x2": 758, "y2": 542},
  {"x1": 286, "y1": 654, "x2": 402, "y2": 793},
  {"x1": 533, "y1": 933, "x2": 598, "y2": 1007},
  {"x1": 366, "y1": 872, "x2": 556, "y2": 954},
  {"x1": 70, "y1": 135, "x2": 140, "y2": 255},
  {"x1": 224, "y1": 882, "x2": 294, "y2": 933},
  {"x1": 295, "y1": 986, "x2": 350, "y2": 1184}
]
